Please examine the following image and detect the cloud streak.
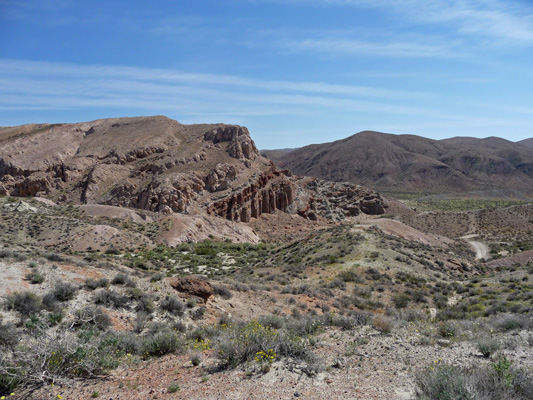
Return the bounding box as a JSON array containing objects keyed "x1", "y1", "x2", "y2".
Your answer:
[{"x1": 275, "y1": 0, "x2": 533, "y2": 45}]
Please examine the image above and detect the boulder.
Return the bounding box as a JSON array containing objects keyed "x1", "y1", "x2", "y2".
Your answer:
[{"x1": 169, "y1": 276, "x2": 213, "y2": 303}]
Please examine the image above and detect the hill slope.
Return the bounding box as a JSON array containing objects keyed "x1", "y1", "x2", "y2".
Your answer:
[
  {"x1": 263, "y1": 131, "x2": 533, "y2": 195},
  {"x1": 0, "y1": 117, "x2": 387, "y2": 244}
]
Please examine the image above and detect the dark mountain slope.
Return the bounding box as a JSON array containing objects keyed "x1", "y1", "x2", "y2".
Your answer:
[{"x1": 268, "y1": 131, "x2": 533, "y2": 195}]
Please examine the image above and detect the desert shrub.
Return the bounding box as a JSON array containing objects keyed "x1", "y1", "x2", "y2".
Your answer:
[
  {"x1": 476, "y1": 336, "x2": 500, "y2": 358},
  {"x1": 171, "y1": 320, "x2": 187, "y2": 333},
  {"x1": 45, "y1": 252, "x2": 63, "y2": 262},
  {"x1": 433, "y1": 293, "x2": 448, "y2": 309},
  {"x1": 136, "y1": 295, "x2": 155, "y2": 314},
  {"x1": 190, "y1": 353, "x2": 201, "y2": 366},
  {"x1": 392, "y1": 293, "x2": 411, "y2": 309},
  {"x1": 142, "y1": 329, "x2": 183, "y2": 358},
  {"x1": 0, "y1": 249, "x2": 13, "y2": 258},
  {"x1": 214, "y1": 320, "x2": 318, "y2": 373},
  {"x1": 213, "y1": 285, "x2": 233, "y2": 300},
  {"x1": 93, "y1": 290, "x2": 130, "y2": 309},
  {"x1": 0, "y1": 322, "x2": 19, "y2": 347},
  {"x1": 84, "y1": 278, "x2": 110, "y2": 291},
  {"x1": 111, "y1": 331, "x2": 143, "y2": 355},
  {"x1": 336, "y1": 267, "x2": 362, "y2": 283},
  {"x1": 398, "y1": 308, "x2": 427, "y2": 323},
  {"x1": 327, "y1": 278, "x2": 346, "y2": 290},
  {"x1": 438, "y1": 321, "x2": 458, "y2": 337},
  {"x1": 168, "y1": 383, "x2": 181, "y2": 393},
  {"x1": 111, "y1": 273, "x2": 136, "y2": 288},
  {"x1": 105, "y1": 247, "x2": 121, "y2": 255},
  {"x1": 150, "y1": 272, "x2": 164, "y2": 282},
  {"x1": 411, "y1": 290, "x2": 427, "y2": 303},
  {"x1": 42, "y1": 293, "x2": 61, "y2": 313},
  {"x1": 285, "y1": 315, "x2": 323, "y2": 336},
  {"x1": 50, "y1": 281, "x2": 78, "y2": 302},
  {"x1": 258, "y1": 314, "x2": 285, "y2": 330},
  {"x1": 414, "y1": 361, "x2": 471, "y2": 400},
  {"x1": 46, "y1": 311, "x2": 63, "y2": 327},
  {"x1": 415, "y1": 358, "x2": 533, "y2": 400},
  {"x1": 494, "y1": 314, "x2": 527, "y2": 332},
  {"x1": 327, "y1": 311, "x2": 372, "y2": 330},
  {"x1": 191, "y1": 307, "x2": 206, "y2": 320},
  {"x1": 160, "y1": 296, "x2": 185, "y2": 316},
  {"x1": 372, "y1": 315, "x2": 392, "y2": 334},
  {"x1": 0, "y1": 366, "x2": 19, "y2": 396},
  {"x1": 25, "y1": 270, "x2": 45, "y2": 284},
  {"x1": 5, "y1": 291, "x2": 42, "y2": 318},
  {"x1": 73, "y1": 306, "x2": 112, "y2": 331},
  {"x1": 0, "y1": 329, "x2": 121, "y2": 393}
]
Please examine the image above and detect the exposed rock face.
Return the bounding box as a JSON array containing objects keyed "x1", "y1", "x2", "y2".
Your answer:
[
  {"x1": 207, "y1": 169, "x2": 295, "y2": 222},
  {"x1": 0, "y1": 116, "x2": 389, "y2": 243},
  {"x1": 207, "y1": 169, "x2": 385, "y2": 223},
  {"x1": 169, "y1": 276, "x2": 213, "y2": 303},
  {"x1": 204, "y1": 126, "x2": 258, "y2": 161},
  {"x1": 299, "y1": 178, "x2": 385, "y2": 221},
  {"x1": 205, "y1": 164, "x2": 238, "y2": 192}
]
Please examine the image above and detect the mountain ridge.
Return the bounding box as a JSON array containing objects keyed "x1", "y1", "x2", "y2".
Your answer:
[{"x1": 262, "y1": 130, "x2": 533, "y2": 196}]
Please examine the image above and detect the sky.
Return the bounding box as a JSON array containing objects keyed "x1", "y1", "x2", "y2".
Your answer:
[{"x1": 0, "y1": 0, "x2": 532, "y2": 149}]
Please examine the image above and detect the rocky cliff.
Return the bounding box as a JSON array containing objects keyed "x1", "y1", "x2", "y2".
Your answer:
[{"x1": 0, "y1": 116, "x2": 386, "y2": 241}]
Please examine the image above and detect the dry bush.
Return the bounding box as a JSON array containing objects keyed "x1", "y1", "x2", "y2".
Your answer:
[{"x1": 372, "y1": 315, "x2": 392, "y2": 334}]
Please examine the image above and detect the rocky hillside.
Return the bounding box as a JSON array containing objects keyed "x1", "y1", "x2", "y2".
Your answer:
[
  {"x1": 263, "y1": 131, "x2": 533, "y2": 195},
  {"x1": 0, "y1": 117, "x2": 386, "y2": 244}
]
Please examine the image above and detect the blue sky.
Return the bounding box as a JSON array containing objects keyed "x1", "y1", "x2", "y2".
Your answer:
[{"x1": 0, "y1": 0, "x2": 532, "y2": 149}]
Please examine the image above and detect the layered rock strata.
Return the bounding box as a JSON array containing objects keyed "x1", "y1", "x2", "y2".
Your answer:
[{"x1": 0, "y1": 116, "x2": 386, "y2": 231}]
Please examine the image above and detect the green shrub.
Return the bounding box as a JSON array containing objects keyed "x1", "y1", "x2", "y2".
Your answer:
[
  {"x1": 0, "y1": 249, "x2": 13, "y2": 258},
  {"x1": 136, "y1": 295, "x2": 155, "y2": 314},
  {"x1": 476, "y1": 336, "x2": 500, "y2": 358},
  {"x1": 438, "y1": 321, "x2": 457, "y2": 338},
  {"x1": 73, "y1": 306, "x2": 112, "y2": 330},
  {"x1": 111, "y1": 273, "x2": 136, "y2": 288},
  {"x1": 336, "y1": 267, "x2": 362, "y2": 283},
  {"x1": 392, "y1": 293, "x2": 411, "y2": 309},
  {"x1": 213, "y1": 285, "x2": 233, "y2": 300},
  {"x1": 84, "y1": 278, "x2": 110, "y2": 291},
  {"x1": 191, "y1": 307, "x2": 206, "y2": 321},
  {"x1": 45, "y1": 252, "x2": 63, "y2": 262},
  {"x1": 214, "y1": 320, "x2": 318, "y2": 372},
  {"x1": 160, "y1": 296, "x2": 185, "y2": 316},
  {"x1": 51, "y1": 281, "x2": 78, "y2": 302},
  {"x1": 5, "y1": 291, "x2": 42, "y2": 318},
  {"x1": 168, "y1": 383, "x2": 181, "y2": 393},
  {"x1": 25, "y1": 270, "x2": 45, "y2": 284},
  {"x1": 93, "y1": 290, "x2": 130, "y2": 309},
  {"x1": 46, "y1": 311, "x2": 63, "y2": 327},
  {"x1": 414, "y1": 361, "x2": 472, "y2": 400},
  {"x1": 0, "y1": 322, "x2": 19, "y2": 347},
  {"x1": 142, "y1": 330, "x2": 183, "y2": 358},
  {"x1": 150, "y1": 272, "x2": 164, "y2": 282},
  {"x1": 494, "y1": 314, "x2": 526, "y2": 332},
  {"x1": 414, "y1": 358, "x2": 533, "y2": 400}
]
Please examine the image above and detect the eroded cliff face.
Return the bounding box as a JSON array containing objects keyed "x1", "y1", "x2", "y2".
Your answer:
[
  {"x1": 207, "y1": 169, "x2": 386, "y2": 223},
  {"x1": 0, "y1": 116, "x2": 386, "y2": 235}
]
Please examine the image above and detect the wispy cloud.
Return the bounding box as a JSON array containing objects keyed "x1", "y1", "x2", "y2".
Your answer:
[
  {"x1": 0, "y1": 59, "x2": 432, "y2": 102},
  {"x1": 288, "y1": 38, "x2": 458, "y2": 58},
  {"x1": 269, "y1": 0, "x2": 533, "y2": 45}
]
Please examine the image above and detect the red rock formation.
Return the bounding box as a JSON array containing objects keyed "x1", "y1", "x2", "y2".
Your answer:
[{"x1": 169, "y1": 276, "x2": 213, "y2": 303}]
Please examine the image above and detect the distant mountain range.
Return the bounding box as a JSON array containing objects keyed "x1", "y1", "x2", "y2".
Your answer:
[{"x1": 262, "y1": 131, "x2": 533, "y2": 196}]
